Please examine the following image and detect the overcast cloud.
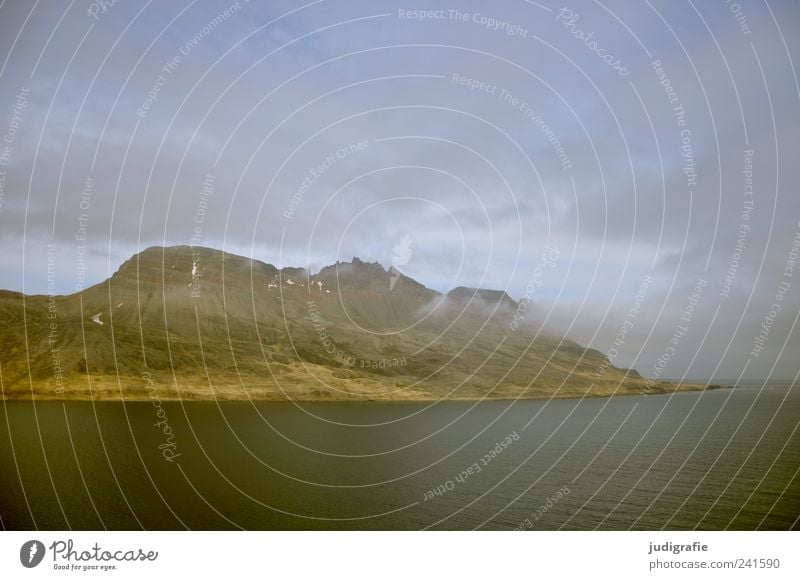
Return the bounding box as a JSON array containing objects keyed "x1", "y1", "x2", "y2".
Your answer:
[{"x1": 0, "y1": 0, "x2": 799, "y2": 381}]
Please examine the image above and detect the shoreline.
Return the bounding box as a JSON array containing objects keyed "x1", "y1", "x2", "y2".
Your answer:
[{"x1": 0, "y1": 383, "x2": 723, "y2": 403}]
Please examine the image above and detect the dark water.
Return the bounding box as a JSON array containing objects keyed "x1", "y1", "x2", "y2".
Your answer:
[{"x1": 1, "y1": 385, "x2": 798, "y2": 530}]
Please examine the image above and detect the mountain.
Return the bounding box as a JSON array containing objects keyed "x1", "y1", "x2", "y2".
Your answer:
[{"x1": 0, "y1": 246, "x2": 707, "y2": 401}]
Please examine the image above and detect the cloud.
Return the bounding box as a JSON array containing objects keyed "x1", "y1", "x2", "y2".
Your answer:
[{"x1": 0, "y1": 0, "x2": 798, "y2": 380}]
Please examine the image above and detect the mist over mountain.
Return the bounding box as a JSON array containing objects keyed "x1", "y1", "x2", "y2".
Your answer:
[{"x1": 0, "y1": 246, "x2": 706, "y2": 401}]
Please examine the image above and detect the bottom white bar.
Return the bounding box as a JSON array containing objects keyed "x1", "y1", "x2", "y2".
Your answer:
[{"x1": 1, "y1": 531, "x2": 797, "y2": 579}]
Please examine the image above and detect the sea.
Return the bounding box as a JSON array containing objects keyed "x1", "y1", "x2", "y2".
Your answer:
[{"x1": 1, "y1": 383, "x2": 797, "y2": 530}]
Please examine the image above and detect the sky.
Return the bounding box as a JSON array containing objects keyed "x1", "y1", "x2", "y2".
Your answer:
[{"x1": 0, "y1": 0, "x2": 799, "y2": 382}]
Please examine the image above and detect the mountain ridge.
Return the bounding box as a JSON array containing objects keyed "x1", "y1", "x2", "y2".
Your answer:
[{"x1": 0, "y1": 245, "x2": 709, "y2": 401}]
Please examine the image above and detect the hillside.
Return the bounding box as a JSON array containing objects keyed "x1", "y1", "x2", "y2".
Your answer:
[{"x1": 0, "y1": 246, "x2": 707, "y2": 401}]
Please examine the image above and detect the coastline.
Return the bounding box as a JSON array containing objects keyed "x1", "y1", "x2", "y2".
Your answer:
[{"x1": 1, "y1": 381, "x2": 718, "y2": 403}]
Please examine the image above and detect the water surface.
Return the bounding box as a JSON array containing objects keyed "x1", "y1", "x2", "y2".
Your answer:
[{"x1": 1, "y1": 384, "x2": 797, "y2": 530}]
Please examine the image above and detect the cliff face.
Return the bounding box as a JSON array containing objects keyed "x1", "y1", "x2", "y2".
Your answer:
[{"x1": 0, "y1": 246, "x2": 702, "y2": 400}]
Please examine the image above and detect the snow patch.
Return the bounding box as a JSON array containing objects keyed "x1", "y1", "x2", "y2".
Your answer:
[{"x1": 91, "y1": 313, "x2": 104, "y2": 325}]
